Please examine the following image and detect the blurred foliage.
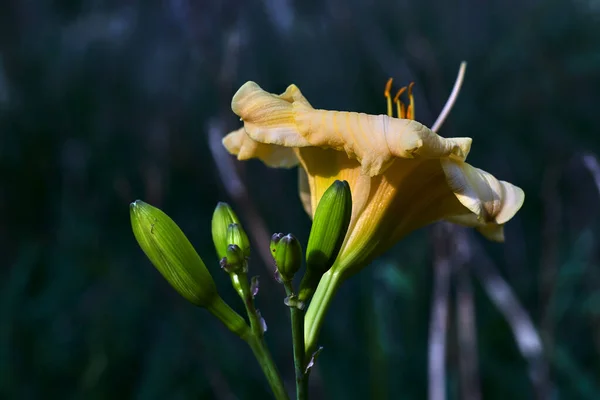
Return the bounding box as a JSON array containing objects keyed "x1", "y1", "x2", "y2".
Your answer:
[{"x1": 1, "y1": 0, "x2": 600, "y2": 399}]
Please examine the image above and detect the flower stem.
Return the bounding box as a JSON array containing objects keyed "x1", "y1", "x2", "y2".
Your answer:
[
  {"x1": 304, "y1": 270, "x2": 342, "y2": 358},
  {"x1": 234, "y1": 271, "x2": 289, "y2": 400},
  {"x1": 206, "y1": 296, "x2": 251, "y2": 339},
  {"x1": 284, "y1": 282, "x2": 308, "y2": 400},
  {"x1": 245, "y1": 334, "x2": 290, "y2": 400}
]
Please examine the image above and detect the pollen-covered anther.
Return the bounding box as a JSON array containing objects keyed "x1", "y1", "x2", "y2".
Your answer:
[
  {"x1": 407, "y1": 82, "x2": 415, "y2": 120},
  {"x1": 384, "y1": 78, "x2": 394, "y2": 117},
  {"x1": 384, "y1": 78, "x2": 393, "y2": 97},
  {"x1": 393, "y1": 86, "x2": 407, "y2": 119}
]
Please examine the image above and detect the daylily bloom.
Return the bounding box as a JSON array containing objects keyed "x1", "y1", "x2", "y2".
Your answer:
[{"x1": 222, "y1": 75, "x2": 524, "y2": 351}]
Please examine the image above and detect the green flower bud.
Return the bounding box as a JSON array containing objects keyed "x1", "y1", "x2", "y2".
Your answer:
[
  {"x1": 130, "y1": 200, "x2": 218, "y2": 307},
  {"x1": 270, "y1": 233, "x2": 284, "y2": 259},
  {"x1": 131, "y1": 200, "x2": 249, "y2": 338},
  {"x1": 227, "y1": 223, "x2": 251, "y2": 258},
  {"x1": 299, "y1": 180, "x2": 352, "y2": 301},
  {"x1": 275, "y1": 234, "x2": 303, "y2": 282},
  {"x1": 306, "y1": 180, "x2": 352, "y2": 273},
  {"x1": 211, "y1": 202, "x2": 241, "y2": 260},
  {"x1": 223, "y1": 244, "x2": 246, "y2": 273}
]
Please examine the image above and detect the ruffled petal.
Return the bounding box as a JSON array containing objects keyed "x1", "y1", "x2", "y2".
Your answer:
[
  {"x1": 295, "y1": 110, "x2": 472, "y2": 176},
  {"x1": 231, "y1": 81, "x2": 473, "y2": 177},
  {"x1": 384, "y1": 120, "x2": 471, "y2": 161},
  {"x1": 441, "y1": 159, "x2": 525, "y2": 225},
  {"x1": 222, "y1": 127, "x2": 299, "y2": 168},
  {"x1": 231, "y1": 81, "x2": 313, "y2": 148}
]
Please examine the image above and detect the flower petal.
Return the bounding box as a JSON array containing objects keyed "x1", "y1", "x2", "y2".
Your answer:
[
  {"x1": 296, "y1": 147, "x2": 371, "y2": 226},
  {"x1": 222, "y1": 127, "x2": 299, "y2": 168},
  {"x1": 231, "y1": 81, "x2": 313, "y2": 148},
  {"x1": 231, "y1": 81, "x2": 472, "y2": 177},
  {"x1": 298, "y1": 166, "x2": 312, "y2": 216},
  {"x1": 441, "y1": 159, "x2": 525, "y2": 225}
]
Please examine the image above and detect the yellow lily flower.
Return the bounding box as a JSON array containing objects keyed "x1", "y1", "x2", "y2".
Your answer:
[{"x1": 222, "y1": 74, "x2": 524, "y2": 352}]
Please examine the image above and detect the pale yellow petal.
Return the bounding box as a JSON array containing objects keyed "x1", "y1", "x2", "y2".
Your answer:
[
  {"x1": 278, "y1": 84, "x2": 313, "y2": 108},
  {"x1": 232, "y1": 81, "x2": 473, "y2": 177},
  {"x1": 298, "y1": 167, "x2": 312, "y2": 216},
  {"x1": 295, "y1": 146, "x2": 371, "y2": 235},
  {"x1": 295, "y1": 110, "x2": 472, "y2": 176},
  {"x1": 231, "y1": 81, "x2": 312, "y2": 148},
  {"x1": 222, "y1": 127, "x2": 299, "y2": 168},
  {"x1": 441, "y1": 159, "x2": 525, "y2": 225},
  {"x1": 384, "y1": 119, "x2": 472, "y2": 161}
]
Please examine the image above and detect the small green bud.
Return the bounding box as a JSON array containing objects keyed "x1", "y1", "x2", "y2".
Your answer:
[
  {"x1": 299, "y1": 180, "x2": 352, "y2": 301},
  {"x1": 270, "y1": 233, "x2": 284, "y2": 259},
  {"x1": 222, "y1": 244, "x2": 246, "y2": 273},
  {"x1": 211, "y1": 202, "x2": 241, "y2": 260},
  {"x1": 275, "y1": 234, "x2": 303, "y2": 282},
  {"x1": 130, "y1": 200, "x2": 218, "y2": 307},
  {"x1": 227, "y1": 223, "x2": 251, "y2": 258}
]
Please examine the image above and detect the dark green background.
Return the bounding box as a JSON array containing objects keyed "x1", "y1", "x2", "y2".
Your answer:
[{"x1": 1, "y1": 0, "x2": 599, "y2": 399}]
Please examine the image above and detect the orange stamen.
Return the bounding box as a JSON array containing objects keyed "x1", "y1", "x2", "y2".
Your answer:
[
  {"x1": 407, "y1": 82, "x2": 415, "y2": 119},
  {"x1": 393, "y1": 87, "x2": 407, "y2": 103},
  {"x1": 394, "y1": 86, "x2": 407, "y2": 118},
  {"x1": 384, "y1": 78, "x2": 393, "y2": 97},
  {"x1": 384, "y1": 78, "x2": 393, "y2": 117}
]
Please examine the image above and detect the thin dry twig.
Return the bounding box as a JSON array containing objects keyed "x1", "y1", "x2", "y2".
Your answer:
[
  {"x1": 431, "y1": 62, "x2": 467, "y2": 133},
  {"x1": 428, "y1": 223, "x2": 453, "y2": 400},
  {"x1": 450, "y1": 227, "x2": 481, "y2": 400},
  {"x1": 432, "y1": 225, "x2": 482, "y2": 400},
  {"x1": 455, "y1": 262, "x2": 481, "y2": 400}
]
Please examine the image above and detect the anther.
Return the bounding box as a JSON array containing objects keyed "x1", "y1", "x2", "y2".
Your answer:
[
  {"x1": 394, "y1": 86, "x2": 407, "y2": 119},
  {"x1": 407, "y1": 82, "x2": 415, "y2": 120},
  {"x1": 384, "y1": 78, "x2": 393, "y2": 97},
  {"x1": 393, "y1": 87, "x2": 407, "y2": 103},
  {"x1": 384, "y1": 78, "x2": 393, "y2": 117}
]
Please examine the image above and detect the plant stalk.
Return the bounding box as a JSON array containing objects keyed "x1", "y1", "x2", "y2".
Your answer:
[
  {"x1": 304, "y1": 270, "x2": 342, "y2": 357},
  {"x1": 234, "y1": 271, "x2": 289, "y2": 400},
  {"x1": 285, "y1": 282, "x2": 308, "y2": 400},
  {"x1": 245, "y1": 334, "x2": 290, "y2": 400}
]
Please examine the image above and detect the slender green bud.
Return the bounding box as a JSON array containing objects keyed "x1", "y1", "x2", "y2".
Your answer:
[
  {"x1": 211, "y1": 202, "x2": 241, "y2": 260},
  {"x1": 299, "y1": 180, "x2": 352, "y2": 301},
  {"x1": 306, "y1": 180, "x2": 352, "y2": 273},
  {"x1": 130, "y1": 200, "x2": 218, "y2": 307},
  {"x1": 227, "y1": 223, "x2": 251, "y2": 258},
  {"x1": 275, "y1": 234, "x2": 303, "y2": 282}
]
